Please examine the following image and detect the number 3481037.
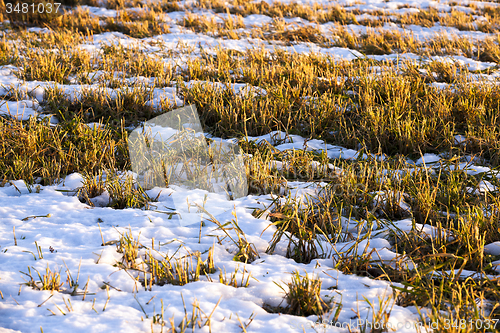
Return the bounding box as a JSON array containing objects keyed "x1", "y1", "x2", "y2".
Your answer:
[{"x1": 6, "y1": 2, "x2": 61, "y2": 14}]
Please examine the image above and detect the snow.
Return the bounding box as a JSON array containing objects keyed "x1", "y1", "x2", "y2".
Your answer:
[
  {"x1": 476, "y1": 180, "x2": 498, "y2": 194},
  {"x1": 78, "y1": 5, "x2": 119, "y2": 17},
  {"x1": 0, "y1": 176, "x2": 424, "y2": 332},
  {"x1": 246, "y1": 131, "x2": 375, "y2": 160},
  {"x1": 0, "y1": 100, "x2": 39, "y2": 120},
  {"x1": 485, "y1": 242, "x2": 500, "y2": 256},
  {"x1": 2, "y1": 0, "x2": 500, "y2": 331},
  {"x1": 454, "y1": 134, "x2": 467, "y2": 144},
  {"x1": 243, "y1": 14, "x2": 274, "y2": 27},
  {"x1": 430, "y1": 55, "x2": 497, "y2": 72},
  {"x1": 415, "y1": 153, "x2": 441, "y2": 166}
]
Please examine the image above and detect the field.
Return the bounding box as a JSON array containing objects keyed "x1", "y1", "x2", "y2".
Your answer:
[{"x1": 1, "y1": 0, "x2": 500, "y2": 332}]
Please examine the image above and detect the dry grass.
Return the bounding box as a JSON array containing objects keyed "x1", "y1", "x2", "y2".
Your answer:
[
  {"x1": 144, "y1": 247, "x2": 216, "y2": 287},
  {"x1": 0, "y1": 116, "x2": 126, "y2": 185},
  {"x1": 279, "y1": 271, "x2": 328, "y2": 316},
  {"x1": 21, "y1": 265, "x2": 63, "y2": 292},
  {"x1": 3, "y1": 0, "x2": 500, "y2": 328},
  {"x1": 213, "y1": 265, "x2": 253, "y2": 288},
  {"x1": 113, "y1": 230, "x2": 216, "y2": 288}
]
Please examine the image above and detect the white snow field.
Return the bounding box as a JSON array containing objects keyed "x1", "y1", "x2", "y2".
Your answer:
[{"x1": 2, "y1": 0, "x2": 500, "y2": 332}]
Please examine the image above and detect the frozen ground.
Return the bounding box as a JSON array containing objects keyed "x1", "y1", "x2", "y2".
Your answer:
[
  {"x1": 0, "y1": 172, "x2": 427, "y2": 333},
  {"x1": 1, "y1": 0, "x2": 500, "y2": 332}
]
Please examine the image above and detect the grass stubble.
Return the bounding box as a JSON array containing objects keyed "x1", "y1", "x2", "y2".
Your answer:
[{"x1": 3, "y1": 0, "x2": 500, "y2": 331}]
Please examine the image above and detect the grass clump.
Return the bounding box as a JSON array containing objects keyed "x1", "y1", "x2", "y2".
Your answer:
[
  {"x1": 103, "y1": 9, "x2": 168, "y2": 38},
  {"x1": 99, "y1": 44, "x2": 174, "y2": 85},
  {"x1": 269, "y1": 271, "x2": 327, "y2": 317},
  {"x1": 164, "y1": 295, "x2": 221, "y2": 333},
  {"x1": 113, "y1": 230, "x2": 216, "y2": 288},
  {"x1": 213, "y1": 265, "x2": 253, "y2": 288},
  {"x1": 0, "y1": 36, "x2": 18, "y2": 66},
  {"x1": 0, "y1": 116, "x2": 127, "y2": 185},
  {"x1": 284, "y1": 271, "x2": 327, "y2": 316},
  {"x1": 197, "y1": 205, "x2": 259, "y2": 263},
  {"x1": 242, "y1": 139, "x2": 335, "y2": 195},
  {"x1": 395, "y1": 267, "x2": 500, "y2": 331},
  {"x1": 20, "y1": 47, "x2": 92, "y2": 83},
  {"x1": 263, "y1": 194, "x2": 331, "y2": 264},
  {"x1": 144, "y1": 247, "x2": 216, "y2": 287},
  {"x1": 42, "y1": 84, "x2": 164, "y2": 128},
  {"x1": 116, "y1": 228, "x2": 143, "y2": 269},
  {"x1": 77, "y1": 170, "x2": 160, "y2": 209},
  {"x1": 21, "y1": 265, "x2": 63, "y2": 292},
  {"x1": 105, "y1": 172, "x2": 159, "y2": 209},
  {"x1": 76, "y1": 170, "x2": 106, "y2": 206}
]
